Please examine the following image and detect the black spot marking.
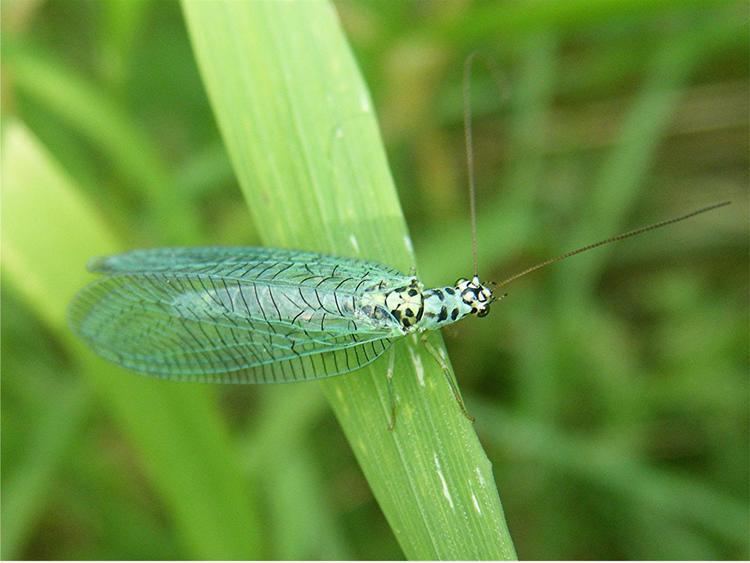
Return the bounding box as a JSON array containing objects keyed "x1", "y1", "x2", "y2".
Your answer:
[
  {"x1": 405, "y1": 308, "x2": 414, "y2": 317},
  {"x1": 395, "y1": 286, "x2": 406, "y2": 293},
  {"x1": 408, "y1": 288, "x2": 418, "y2": 297},
  {"x1": 392, "y1": 309, "x2": 402, "y2": 321},
  {"x1": 402, "y1": 317, "x2": 412, "y2": 327},
  {"x1": 451, "y1": 308, "x2": 459, "y2": 320},
  {"x1": 416, "y1": 304, "x2": 424, "y2": 322},
  {"x1": 434, "y1": 289, "x2": 444, "y2": 301},
  {"x1": 445, "y1": 287, "x2": 455, "y2": 295},
  {"x1": 438, "y1": 306, "x2": 448, "y2": 322}
]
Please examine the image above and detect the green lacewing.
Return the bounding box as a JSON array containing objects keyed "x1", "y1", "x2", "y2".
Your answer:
[
  {"x1": 67, "y1": 202, "x2": 730, "y2": 384},
  {"x1": 68, "y1": 54, "x2": 730, "y2": 424}
]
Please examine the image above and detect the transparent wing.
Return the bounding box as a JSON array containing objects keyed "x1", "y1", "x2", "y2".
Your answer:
[
  {"x1": 88, "y1": 246, "x2": 406, "y2": 282},
  {"x1": 69, "y1": 247, "x2": 409, "y2": 383}
]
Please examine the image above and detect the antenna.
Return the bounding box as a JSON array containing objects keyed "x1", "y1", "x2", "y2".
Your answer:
[
  {"x1": 495, "y1": 201, "x2": 731, "y2": 288},
  {"x1": 463, "y1": 52, "x2": 506, "y2": 276},
  {"x1": 463, "y1": 52, "x2": 480, "y2": 277}
]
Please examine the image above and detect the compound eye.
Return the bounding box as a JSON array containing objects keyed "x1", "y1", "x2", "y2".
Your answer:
[
  {"x1": 461, "y1": 289, "x2": 476, "y2": 303},
  {"x1": 477, "y1": 306, "x2": 490, "y2": 318}
]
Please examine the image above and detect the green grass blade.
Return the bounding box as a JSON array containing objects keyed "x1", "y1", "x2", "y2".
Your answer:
[
  {"x1": 1, "y1": 121, "x2": 263, "y2": 559},
  {"x1": 267, "y1": 440, "x2": 353, "y2": 560},
  {"x1": 433, "y1": 0, "x2": 732, "y2": 44},
  {"x1": 558, "y1": 17, "x2": 744, "y2": 297},
  {"x1": 1, "y1": 381, "x2": 92, "y2": 559},
  {"x1": 473, "y1": 401, "x2": 750, "y2": 549},
  {"x1": 5, "y1": 48, "x2": 201, "y2": 244},
  {"x1": 182, "y1": 1, "x2": 516, "y2": 559}
]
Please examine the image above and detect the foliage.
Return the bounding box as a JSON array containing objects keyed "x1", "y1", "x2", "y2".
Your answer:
[{"x1": 2, "y1": 0, "x2": 747, "y2": 559}]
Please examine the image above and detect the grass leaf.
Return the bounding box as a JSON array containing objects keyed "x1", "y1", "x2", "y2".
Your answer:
[
  {"x1": 1, "y1": 380, "x2": 91, "y2": 559},
  {"x1": 182, "y1": 1, "x2": 516, "y2": 559},
  {"x1": 1, "y1": 121, "x2": 263, "y2": 559},
  {"x1": 5, "y1": 48, "x2": 201, "y2": 243}
]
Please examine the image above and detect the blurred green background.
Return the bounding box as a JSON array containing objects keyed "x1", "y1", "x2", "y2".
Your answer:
[{"x1": 2, "y1": 0, "x2": 748, "y2": 560}]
